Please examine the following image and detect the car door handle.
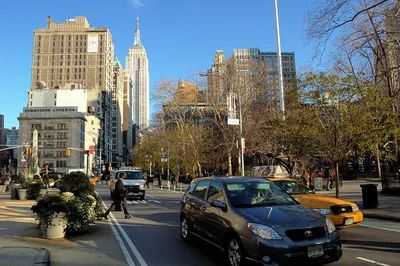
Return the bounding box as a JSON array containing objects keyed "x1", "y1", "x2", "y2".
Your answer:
[{"x1": 201, "y1": 206, "x2": 207, "y2": 212}]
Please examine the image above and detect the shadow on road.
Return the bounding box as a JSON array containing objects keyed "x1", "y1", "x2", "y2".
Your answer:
[{"x1": 341, "y1": 239, "x2": 400, "y2": 254}]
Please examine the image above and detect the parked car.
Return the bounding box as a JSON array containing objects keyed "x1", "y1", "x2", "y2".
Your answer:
[
  {"x1": 267, "y1": 178, "x2": 363, "y2": 229},
  {"x1": 110, "y1": 169, "x2": 146, "y2": 200},
  {"x1": 180, "y1": 177, "x2": 342, "y2": 266}
]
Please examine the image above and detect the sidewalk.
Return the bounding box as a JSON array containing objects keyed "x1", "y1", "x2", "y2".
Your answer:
[
  {"x1": 315, "y1": 180, "x2": 400, "y2": 222},
  {"x1": 0, "y1": 193, "x2": 128, "y2": 266}
]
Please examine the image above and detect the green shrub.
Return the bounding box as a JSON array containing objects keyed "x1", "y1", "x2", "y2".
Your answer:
[
  {"x1": 48, "y1": 173, "x2": 59, "y2": 181},
  {"x1": 27, "y1": 181, "x2": 45, "y2": 200},
  {"x1": 21, "y1": 179, "x2": 34, "y2": 189},
  {"x1": 33, "y1": 175, "x2": 41, "y2": 181},
  {"x1": 58, "y1": 171, "x2": 94, "y2": 196},
  {"x1": 93, "y1": 192, "x2": 105, "y2": 219},
  {"x1": 67, "y1": 195, "x2": 94, "y2": 233}
]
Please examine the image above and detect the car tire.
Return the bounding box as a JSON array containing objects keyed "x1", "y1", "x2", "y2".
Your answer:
[
  {"x1": 227, "y1": 235, "x2": 244, "y2": 266},
  {"x1": 140, "y1": 193, "x2": 145, "y2": 201},
  {"x1": 180, "y1": 215, "x2": 191, "y2": 241}
]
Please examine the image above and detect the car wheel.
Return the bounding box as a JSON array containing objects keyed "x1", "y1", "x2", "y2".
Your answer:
[
  {"x1": 227, "y1": 235, "x2": 244, "y2": 266},
  {"x1": 180, "y1": 215, "x2": 191, "y2": 241},
  {"x1": 140, "y1": 193, "x2": 145, "y2": 201}
]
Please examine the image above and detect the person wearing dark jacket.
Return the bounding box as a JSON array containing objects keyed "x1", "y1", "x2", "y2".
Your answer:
[{"x1": 103, "y1": 173, "x2": 131, "y2": 219}]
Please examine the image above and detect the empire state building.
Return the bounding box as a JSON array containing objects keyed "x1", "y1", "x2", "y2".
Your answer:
[{"x1": 126, "y1": 16, "x2": 149, "y2": 129}]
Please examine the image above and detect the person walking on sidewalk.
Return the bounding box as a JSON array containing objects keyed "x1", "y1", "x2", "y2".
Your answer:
[{"x1": 103, "y1": 173, "x2": 131, "y2": 219}]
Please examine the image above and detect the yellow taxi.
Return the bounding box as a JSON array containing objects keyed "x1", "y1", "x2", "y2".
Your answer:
[{"x1": 268, "y1": 178, "x2": 363, "y2": 229}]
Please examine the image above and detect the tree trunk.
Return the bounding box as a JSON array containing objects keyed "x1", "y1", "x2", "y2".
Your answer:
[
  {"x1": 335, "y1": 162, "x2": 340, "y2": 198},
  {"x1": 228, "y1": 153, "x2": 232, "y2": 176},
  {"x1": 238, "y1": 148, "x2": 241, "y2": 175},
  {"x1": 197, "y1": 162, "x2": 202, "y2": 177},
  {"x1": 376, "y1": 143, "x2": 382, "y2": 178}
]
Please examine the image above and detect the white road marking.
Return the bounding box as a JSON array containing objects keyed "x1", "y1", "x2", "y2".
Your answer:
[
  {"x1": 127, "y1": 201, "x2": 139, "y2": 204},
  {"x1": 356, "y1": 257, "x2": 391, "y2": 266},
  {"x1": 360, "y1": 224, "x2": 400, "y2": 233},
  {"x1": 147, "y1": 194, "x2": 155, "y2": 198},
  {"x1": 102, "y1": 202, "x2": 136, "y2": 266},
  {"x1": 148, "y1": 199, "x2": 161, "y2": 204},
  {"x1": 138, "y1": 200, "x2": 147, "y2": 204}
]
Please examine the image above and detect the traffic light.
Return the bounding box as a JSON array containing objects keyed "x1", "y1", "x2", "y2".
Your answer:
[
  {"x1": 89, "y1": 145, "x2": 95, "y2": 155},
  {"x1": 65, "y1": 150, "x2": 71, "y2": 156}
]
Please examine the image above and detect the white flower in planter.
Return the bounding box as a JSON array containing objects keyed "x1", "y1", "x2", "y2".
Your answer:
[
  {"x1": 62, "y1": 192, "x2": 75, "y2": 201},
  {"x1": 86, "y1": 195, "x2": 97, "y2": 207}
]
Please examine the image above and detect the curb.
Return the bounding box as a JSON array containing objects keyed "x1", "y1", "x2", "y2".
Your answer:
[
  {"x1": 35, "y1": 248, "x2": 51, "y2": 265},
  {"x1": 0, "y1": 247, "x2": 50, "y2": 266}
]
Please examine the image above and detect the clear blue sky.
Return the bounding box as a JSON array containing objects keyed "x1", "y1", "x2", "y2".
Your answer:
[{"x1": 0, "y1": 0, "x2": 325, "y2": 129}]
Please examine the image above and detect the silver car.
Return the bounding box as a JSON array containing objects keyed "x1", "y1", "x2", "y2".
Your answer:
[{"x1": 110, "y1": 170, "x2": 146, "y2": 200}]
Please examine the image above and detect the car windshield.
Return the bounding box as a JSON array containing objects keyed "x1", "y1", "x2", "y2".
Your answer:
[
  {"x1": 226, "y1": 181, "x2": 297, "y2": 208},
  {"x1": 273, "y1": 180, "x2": 314, "y2": 194},
  {"x1": 121, "y1": 171, "x2": 143, "y2": 180}
]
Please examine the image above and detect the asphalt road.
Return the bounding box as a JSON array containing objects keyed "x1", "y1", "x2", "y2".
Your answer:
[{"x1": 96, "y1": 184, "x2": 400, "y2": 266}]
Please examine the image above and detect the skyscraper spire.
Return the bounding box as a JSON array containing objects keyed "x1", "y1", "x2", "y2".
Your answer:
[{"x1": 133, "y1": 13, "x2": 141, "y2": 46}]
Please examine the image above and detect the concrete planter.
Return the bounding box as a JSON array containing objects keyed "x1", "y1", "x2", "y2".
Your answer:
[
  {"x1": 9, "y1": 183, "x2": 20, "y2": 199},
  {"x1": 40, "y1": 212, "x2": 68, "y2": 239},
  {"x1": 0, "y1": 185, "x2": 6, "y2": 194},
  {"x1": 17, "y1": 188, "x2": 28, "y2": 200}
]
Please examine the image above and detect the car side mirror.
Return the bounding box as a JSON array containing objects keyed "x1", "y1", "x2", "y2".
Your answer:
[{"x1": 210, "y1": 200, "x2": 227, "y2": 211}]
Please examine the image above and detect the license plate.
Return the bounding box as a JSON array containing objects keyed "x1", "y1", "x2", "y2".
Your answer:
[
  {"x1": 128, "y1": 192, "x2": 134, "y2": 196},
  {"x1": 344, "y1": 217, "x2": 354, "y2": 225},
  {"x1": 308, "y1": 245, "x2": 324, "y2": 258}
]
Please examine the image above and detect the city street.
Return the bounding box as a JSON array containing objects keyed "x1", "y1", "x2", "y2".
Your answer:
[{"x1": 96, "y1": 184, "x2": 400, "y2": 266}]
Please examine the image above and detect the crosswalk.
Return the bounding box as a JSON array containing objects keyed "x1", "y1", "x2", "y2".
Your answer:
[{"x1": 126, "y1": 199, "x2": 161, "y2": 204}]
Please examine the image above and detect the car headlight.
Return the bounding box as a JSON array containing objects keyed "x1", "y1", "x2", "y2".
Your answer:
[
  {"x1": 140, "y1": 184, "x2": 145, "y2": 188},
  {"x1": 248, "y1": 223, "x2": 282, "y2": 240},
  {"x1": 352, "y1": 205, "x2": 359, "y2": 212},
  {"x1": 313, "y1": 208, "x2": 331, "y2": 215},
  {"x1": 326, "y1": 218, "x2": 336, "y2": 233}
]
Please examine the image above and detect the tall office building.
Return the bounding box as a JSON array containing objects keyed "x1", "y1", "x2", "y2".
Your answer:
[
  {"x1": 112, "y1": 57, "x2": 125, "y2": 162},
  {"x1": 126, "y1": 16, "x2": 150, "y2": 130},
  {"x1": 30, "y1": 16, "x2": 115, "y2": 163},
  {"x1": 208, "y1": 48, "x2": 296, "y2": 103},
  {"x1": 207, "y1": 50, "x2": 227, "y2": 103},
  {"x1": 123, "y1": 71, "x2": 133, "y2": 165}
]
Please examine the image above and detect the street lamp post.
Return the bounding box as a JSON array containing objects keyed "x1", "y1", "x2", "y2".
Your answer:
[
  {"x1": 238, "y1": 88, "x2": 245, "y2": 176},
  {"x1": 274, "y1": 0, "x2": 285, "y2": 120}
]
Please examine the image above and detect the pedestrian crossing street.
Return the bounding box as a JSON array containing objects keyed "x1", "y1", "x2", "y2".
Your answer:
[{"x1": 126, "y1": 199, "x2": 161, "y2": 204}]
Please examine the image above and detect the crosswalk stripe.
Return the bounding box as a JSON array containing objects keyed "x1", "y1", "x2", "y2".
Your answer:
[{"x1": 127, "y1": 200, "x2": 160, "y2": 204}]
